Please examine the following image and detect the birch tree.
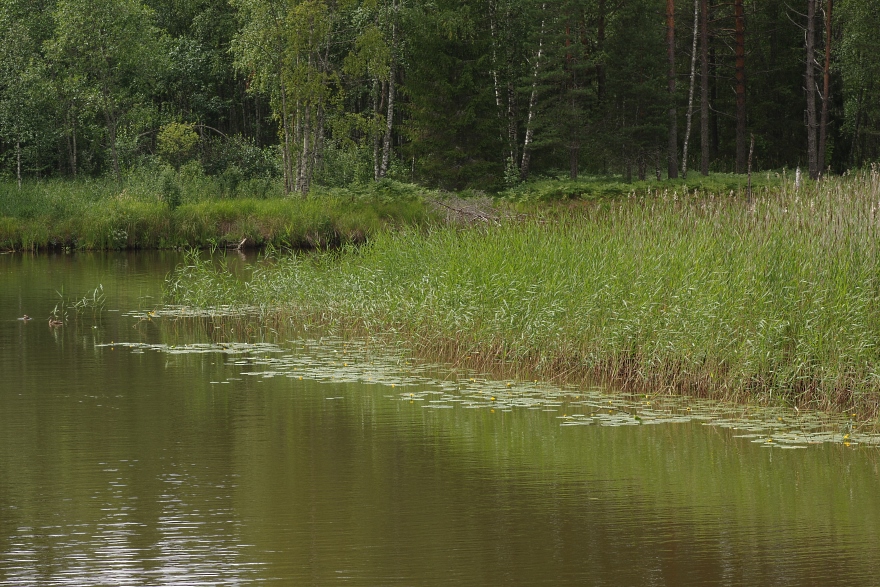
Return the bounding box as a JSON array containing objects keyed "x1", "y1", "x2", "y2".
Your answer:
[
  {"x1": 232, "y1": 0, "x2": 336, "y2": 194},
  {"x1": 681, "y1": 0, "x2": 698, "y2": 178},
  {"x1": 0, "y1": 14, "x2": 40, "y2": 187},
  {"x1": 518, "y1": 2, "x2": 546, "y2": 181},
  {"x1": 49, "y1": 0, "x2": 165, "y2": 184}
]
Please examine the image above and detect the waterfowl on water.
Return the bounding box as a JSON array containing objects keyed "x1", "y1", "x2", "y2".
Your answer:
[
  {"x1": 48, "y1": 318, "x2": 63, "y2": 327},
  {"x1": 18, "y1": 315, "x2": 31, "y2": 321}
]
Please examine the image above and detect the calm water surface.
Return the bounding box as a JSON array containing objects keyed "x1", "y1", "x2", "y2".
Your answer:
[{"x1": 1, "y1": 252, "x2": 879, "y2": 586}]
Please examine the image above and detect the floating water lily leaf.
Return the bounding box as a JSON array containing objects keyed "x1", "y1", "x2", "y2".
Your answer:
[{"x1": 102, "y1": 335, "x2": 878, "y2": 447}]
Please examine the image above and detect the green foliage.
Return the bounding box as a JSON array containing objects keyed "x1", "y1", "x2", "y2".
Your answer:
[
  {"x1": 160, "y1": 167, "x2": 182, "y2": 209},
  {"x1": 501, "y1": 172, "x2": 782, "y2": 201},
  {"x1": 1, "y1": 0, "x2": 880, "y2": 186},
  {"x1": 47, "y1": 0, "x2": 168, "y2": 180},
  {"x1": 596, "y1": 0, "x2": 666, "y2": 177},
  {"x1": 201, "y1": 134, "x2": 281, "y2": 179},
  {"x1": 0, "y1": 2, "x2": 53, "y2": 181},
  {"x1": 157, "y1": 122, "x2": 199, "y2": 170},
  {"x1": 0, "y1": 174, "x2": 437, "y2": 250},
  {"x1": 837, "y1": 0, "x2": 880, "y2": 166},
  {"x1": 400, "y1": 0, "x2": 502, "y2": 189},
  {"x1": 231, "y1": 0, "x2": 339, "y2": 193}
]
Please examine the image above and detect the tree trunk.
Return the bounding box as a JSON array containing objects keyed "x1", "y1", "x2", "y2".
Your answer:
[
  {"x1": 280, "y1": 78, "x2": 294, "y2": 194},
  {"x1": 709, "y1": 42, "x2": 719, "y2": 157},
  {"x1": 299, "y1": 104, "x2": 312, "y2": 194},
  {"x1": 597, "y1": 0, "x2": 606, "y2": 101},
  {"x1": 818, "y1": 0, "x2": 832, "y2": 175},
  {"x1": 292, "y1": 100, "x2": 303, "y2": 192},
  {"x1": 314, "y1": 32, "x2": 331, "y2": 180},
  {"x1": 16, "y1": 140, "x2": 22, "y2": 190},
  {"x1": 682, "y1": 0, "x2": 699, "y2": 178},
  {"x1": 667, "y1": 0, "x2": 679, "y2": 179},
  {"x1": 66, "y1": 109, "x2": 78, "y2": 178},
  {"x1": 107, "y1": 114, "x2": 120, "y2": 185},
  {"x1": 806, "y1": 0, "x2": 819, "y2": 180},
  {"x1": 507, "y1": 79, "x2": 518, "y2": 169},
  {"x1": 314, "y1": 102, "x2": 325, "y2": 181},
  {"x1": 566, "y1": 20, "x2": 578, "y2": 181},
  {"x1": 850, "y1": 88, "x2": 863, "y2": 167},
  {"x1": 373, "y1": 79, "x2": 382, "y2": 180},
  {"x1": 488, "y1": 0, "x2": 504, "y2": 130},
  {"x1": 379, "y1": 63, "x2": 396, "y2": 178},
  {"x1": 747, "y1": 133, "x2": 755, "y2": 198},
  {"x1": 378, "y1": 0, "x2": 398, "y2": 180},
  {"x1": 520, "y1": 3, "x2": 546, "y2": 181},
  {"x1": 700, "y1": 0, "x2": 709, "y2": 175},
  {"x1": 255, "y1": 94, "x2": 261, "y2": 148},
  {"x1": 72, "y1": 120, "x2": 77, "y2": 178},
  {"x1": 734, "y1": 0, "x2": 747, "y2": 174}
]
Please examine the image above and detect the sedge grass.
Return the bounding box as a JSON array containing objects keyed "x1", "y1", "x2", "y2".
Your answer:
[{"x1": 166, "y1": 169, "x2": 880, "y2": 417}]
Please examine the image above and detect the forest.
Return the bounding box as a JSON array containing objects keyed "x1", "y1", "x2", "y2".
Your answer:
[{"x1": 0, "y1": 0, "x2": 878, "y2": 193}]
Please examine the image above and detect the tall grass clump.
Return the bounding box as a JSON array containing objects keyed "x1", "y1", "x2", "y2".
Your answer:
[{"x1": 167, "y1": 169, "x2": 880, "y2": 416}]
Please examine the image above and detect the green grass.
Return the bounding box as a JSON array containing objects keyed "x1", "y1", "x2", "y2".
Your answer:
[
  {"x1": 166, "y1": 169, "x2": 880, "y2": 417},
  {"x1": 0, "y1": 173, "x2": 436, "y2": 250},
  {"x1": 0, "y1": 169, "x2": 787, "y2": 250}
]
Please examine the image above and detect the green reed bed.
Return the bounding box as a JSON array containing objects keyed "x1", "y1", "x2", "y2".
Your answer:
[
  {"x1": 0, "y1": 176, "x2": 433, "y2": 250},
  {"x1": 167, "y1": 170, "x2": 880, "y2": 416}
]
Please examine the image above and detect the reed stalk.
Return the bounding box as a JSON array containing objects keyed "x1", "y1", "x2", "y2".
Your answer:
[{"x1": 167, "y1": 169, "x2": 880, "y2": 417}]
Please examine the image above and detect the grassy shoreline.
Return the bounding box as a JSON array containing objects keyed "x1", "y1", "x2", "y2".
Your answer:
[
  {"x1": 165, "y1": 170, "x2": 880, "y2": 419},
  {"x1": 1, "y1": 171, "x2": 780, "y2": 251},
  {"x1": 0, "y1": 175, "x2": 436, "y2": 251}
]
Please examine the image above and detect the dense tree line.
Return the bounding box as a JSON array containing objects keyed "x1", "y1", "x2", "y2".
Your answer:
[{"x1": 1, "y1": 0, "x2": 878, "y2": 192}]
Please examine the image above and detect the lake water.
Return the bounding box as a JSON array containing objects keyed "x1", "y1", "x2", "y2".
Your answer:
[{"x1": 2, "y1": 251, "x2": 879, "y2": 586}]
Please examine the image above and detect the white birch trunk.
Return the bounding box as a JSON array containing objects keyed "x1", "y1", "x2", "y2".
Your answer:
[
  {"x1": 379, "y1": 0, "x2": 398, "y2": 179},
  {"x1": 373, "y1": 79, "x2": 381, "y2": 180},
  {"x1": 519, "y1": 3, "x2": 546, "y2": 181}
]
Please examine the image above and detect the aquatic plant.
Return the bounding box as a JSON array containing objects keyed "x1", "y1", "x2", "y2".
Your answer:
[
  {"x1": 166, "y1": 170, "x2": 880, "y2": 417},
  {"x1": 49, "y1": 284, "x2": 107, "y2": 324}
]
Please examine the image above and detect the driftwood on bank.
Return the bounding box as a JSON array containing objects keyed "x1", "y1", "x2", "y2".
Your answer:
[{"x1": 426, "y1": 196, "x2": 507, "y2": 225}]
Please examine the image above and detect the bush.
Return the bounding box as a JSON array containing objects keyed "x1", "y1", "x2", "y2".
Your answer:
[
  {"x1": 157, "y1": 122, "x2": 200, "y2": 170},
  {"x1": 201, "y1": 134, "x2": 280, "y2": 179}
]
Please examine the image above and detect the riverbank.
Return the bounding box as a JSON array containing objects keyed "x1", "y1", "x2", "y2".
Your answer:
[
  {"x1": 1, "y1": 171, "x2": 781, "y2": 251},
  {"x1": 0, "y1": 175, "x2": 435, "y2": 251},
  {"x1": 166, "y1": 170, "x2": 880, "y2": 419}
]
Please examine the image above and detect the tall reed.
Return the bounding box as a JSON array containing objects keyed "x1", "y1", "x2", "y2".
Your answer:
[{"x1": 168, "y1": 170, "x2": 880, "y2": 415}]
